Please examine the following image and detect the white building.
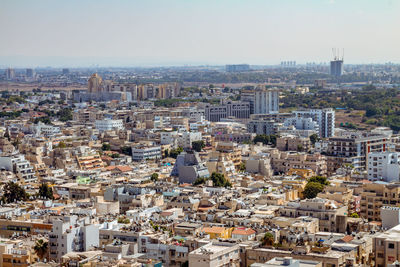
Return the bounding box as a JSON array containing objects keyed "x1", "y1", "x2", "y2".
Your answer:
[
  {"x1": 132, "y1": 146, "x2": 162, "y2": 161},
  {"x1": 254, "y1": 89, "x2": 279, "y2": 114},
  {"x1": 160, "y1": 131, "x2": 178, "y2": 146},
  {"x1": 368, "y1": 152, "x2": 400, "y2": 182},
  {"x1": 189, "y1": 242, "x2": 240, "y2": 267},
  {"x1": 31, "y1": 122, "x2": 61, "y2": 137},
  {"x1": 95, "y1": 119, "x2": 124, "y2": 132},
  {"x1": 283, "y1": 117, "x2": 319, "y2": 132},
  {"x1": 49, "y1": 215, "x2": 99, "y2": 262},
  {"x1": 291, "y1": 109, "x2": 335, "y2": 138},
  {"x1": 178, "y1": 132, "x2": 202, "y2": 149},
  {"x1": 0, "y1": 154, "x2": 36, "y2": 182}
]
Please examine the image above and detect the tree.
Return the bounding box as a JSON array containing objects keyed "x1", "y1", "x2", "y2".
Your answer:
[
  {"x1": 102, "y1": 143, "x2": 111, "y2": 151},
  {"x1": 38, "y1": 183, "x2": 53, "y2": 199},
  {"x1": 57, "y1": 141, "x2": 67, "y2": 148},
  {"x1": 169, "y1": 147, "x2": 183, "y2": 159},
  {"x1": 303, "y1": 182, "x2": 325, "y2": 199},
  {"x1": 309, "y1": 134, "x2": 319, "y2": 145},
  {"x1": 111, "y1": 153, "x2": 120, "y2": 158},
  {"x1": 192, "y1": 140, "x2": 205, "y2": 152},
  {"x1": 262, "y1": 232, "x2": 274, "y2": 246},
  {"x1": 237, "y1": 162, "x2": 246, "y2": 172},
  {"x1": 350, "y1": 212, "x2": 360, "y2": 218},
  {"x1": 210, "y1": 172, "x2": 231, "y2": 188},
  {"x1": 151, "y1": 173, "x2": 159, "y2": 182},
  {"x1": 2, "y1": 182, "x2": 27, "y2": 203},
  {"x1": 121, "y1": 146, "x2": 132, "y2": 156},
  {"x1": 308, "y1": 176, "x2": 329, "y2": 185},
  {"x1": 253, "y1": 135, "x2": 270, "y2": 145},
  {"x1": 57, "y1": 108, "x2": 72, "y2": 122},
  {"x1": 297, "y1": 144, "x2": 303, "y2": 152},
  {"x1": 193, "y1": 177, "x2": 207, "y2": 185},
  {"x1": 34, "y1": 239, "x2": 48, "y2": 261}
]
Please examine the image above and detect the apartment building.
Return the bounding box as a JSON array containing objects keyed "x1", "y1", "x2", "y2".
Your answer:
[
  {"x1": 291, "y1": 109, "x2": 335, "y2": 138},
  {"x1": 368, "y1": 151, "x2": 400, "y2": 182},
  {"x1": 276, "y1": 135, "x2": 312, "y2": 152},
  {"x1": 254, "y1": 89, "x2": 279, "y2": 114},
  {"x1": 270, "y1": 150, "x2": 327, "y2": 176},
  {"x1": 204, "y1": 101, "x2": 250, "y2": 122},
  {"x1": 95, "y1": 119, "x2": 124, "y2": 132},
  {"x1": 360, "y1": 182, "x2": 400, "y2": 222},
  {"x1": 132, "y1": 145, "x2": 162, "y2": 161},
  {"x1": 279, "y1": 198, "x2": 348, "y2": 233},
  {"x1": 49, "y1": 215, "x2": 99, "y2": 262},
  {"x1": 189, "y1": 242, "x2": 240, "y2": 267},
  {"x1": 374, "y1": 224, "x2": 400, "y2": 267},
  {"x1": 327, "y1": 132, "x2": 388, "y2": 173},
  {"x1": 0, "y1": 154, "x2": 37, "y2": 183}
]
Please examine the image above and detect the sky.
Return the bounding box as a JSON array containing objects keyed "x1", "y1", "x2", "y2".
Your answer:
[{"x1": 0, "y1": 0, "x2": 399, "y2": 67}]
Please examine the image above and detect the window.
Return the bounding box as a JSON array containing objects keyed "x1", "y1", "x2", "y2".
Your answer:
[{"x1": 388, "y1": 243, "x2": 395, "y2": 249}]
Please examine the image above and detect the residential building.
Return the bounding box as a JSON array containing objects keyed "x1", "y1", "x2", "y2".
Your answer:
[
  {"x1": 49, "y1": 215, "x2": 99, "y2": 262},
  {"x1": 254, "y1": 89, "x2": 279, "y2": 114},
  {"x1": 0, "y1": 154, "x2": 36, "y2": 182},
  {"x1": 381, "y1": 206, "x2": 400, "y2": 230},
  {"x1": 368, "y1": 152, "x2": 400, "y2": 182},
  {"x1": 189, "y1": 242, "x2": 240, "y2": 267},
  {"x1": 95, "y1": 119, "x2": 124, "y2": 132},
  {"x1": 251, "y1": 257, "x2": 322, "y2": 267},
  {"x1": 327, "y1": 132, "x2": 388, "y2": 173},
  {"x1": 171, "y1": 151, "x2": 210, "y2": 184},
  {"x1": 374, "y1": 224, "x2": 400, "y2": 267},
  {"x1": 291, "y1": 109, "x2": 335, "y2": 138},
  {"x1": 279, "y1": 198, "x2": 348, "y2": 232},
  {"x1": 360, "y1": 182, "x2": 400, "y2": 222},
  {"x1": 132, "y1": 145, "x2": 161, "y2": 161}
]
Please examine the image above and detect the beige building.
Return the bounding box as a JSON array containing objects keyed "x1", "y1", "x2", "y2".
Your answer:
[
  {"x1": 360, "y1": 182, "x2": 400, "y2": 222},
  {"x1": 271, "y1": 150, "x2": 327, "y2": 176},
  {"x1": 88, "y1": 73, "x2": 103, "y2": 93},
  {"x1": 277, "y1": 135, "x2": 311, "y2": 152},
  {"x1": 374, "y1": 224, "x2": 400, "y2": 267},
  {"x1": 279, "y1": 198, "x2": 348, "y2": 233}
]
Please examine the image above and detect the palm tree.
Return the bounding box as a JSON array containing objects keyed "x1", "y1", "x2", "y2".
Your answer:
[{"x1": 34, "y1": 239, "x2": 48, "y2": 262}]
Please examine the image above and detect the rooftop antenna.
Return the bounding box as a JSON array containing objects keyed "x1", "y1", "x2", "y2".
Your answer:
[{"x1": 342, "y1": 48, "x2": 344, "y2": 61}]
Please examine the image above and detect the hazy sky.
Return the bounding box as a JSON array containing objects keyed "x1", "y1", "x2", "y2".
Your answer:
[{"x1": 1, "y1": 0, "x2": 399, "y2": 67}]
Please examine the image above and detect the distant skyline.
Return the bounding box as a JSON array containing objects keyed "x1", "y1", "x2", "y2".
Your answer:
[{"x1": 1, "y1": 0, "x2": 399, "y2": 67}]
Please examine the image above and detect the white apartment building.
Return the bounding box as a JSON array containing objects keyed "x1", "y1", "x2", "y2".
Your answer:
[
  {"x1": 178, "y1": 132, "x2": 202, "y2": 149},
  {"x1": 49, "y1": 215, "x2": 99, "y2": 262},
  {"x1": 254, "y1": 89, "x2": 279, "y2": 114},
  {"x1": 189, "y1": 242, "x2": 240, "y2": 267},
  {"x1": 31, "y1": 122, "x2": 61, "y2": 137},
  {"x1": 292, "y1": 109, "x2": 335, "y2": 138},
  {"x1": 160, "y1": 131, "x2": 178, "y2": 146},
  {"x1": 95, "y1": 119, "x2": 124, "y2": 132},
  {"x1": 368, "y1": 152, "x2": 400, "y2": 182},
  {"x1": 132, "y1": 146, "x2": 162, "y2": 161},
  {"x1": 283, "y1": 117, "x2": 319, "y2": 132},
  {"x1": 0, "y1": 154, "x2": 36, "y2": 183}
]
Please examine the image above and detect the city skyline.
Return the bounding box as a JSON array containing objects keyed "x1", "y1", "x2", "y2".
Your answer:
[{"x1": 1, "y1": 0, "x2": 399, "y2": 67}]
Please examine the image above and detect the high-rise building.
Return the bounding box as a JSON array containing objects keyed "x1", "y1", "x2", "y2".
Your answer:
[
  {"x1": 241, "y1": 89, "x2": 255, "y2": 114},
  {"x1": 5, "y1": 68, "x2": 15, "y2": 80},
  {"x1": 88, "y1": 73, "x2": 103, "y2": 93},
  {"x1": 292, "y1": 108, "x2": 335, "y2": 138},
  {"x1": 25, "y1": 68, "x2": 34, "y2": 78},
  {"x1": 330, "y1": 60, "x2": 344, "y2": 77},
  {"x1": 254, "y1": 89, "x2": 279, "y2": 114},
  {"x1": 62, "y1": 68, "x2": 70, "y2": 75}
]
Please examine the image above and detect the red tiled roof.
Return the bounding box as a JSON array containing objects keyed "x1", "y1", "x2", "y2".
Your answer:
[{"x1": 232, "y1": 228, "x2": 256, "y2": 235}]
